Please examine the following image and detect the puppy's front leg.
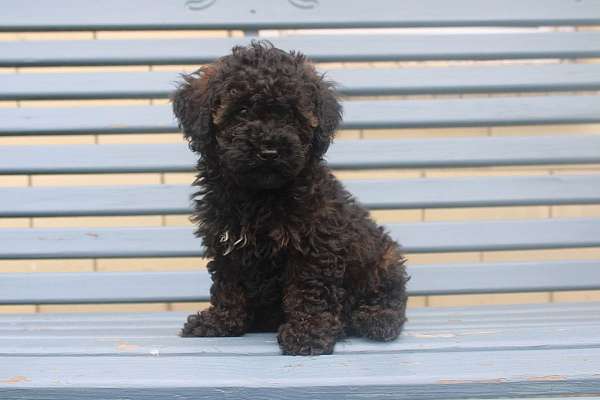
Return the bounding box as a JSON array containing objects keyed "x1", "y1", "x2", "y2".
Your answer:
[
  {"x1": 181, "y1": 258, "x2": 250, "y2": 337},
  {"x1": 277, "y1": 257, "x2": 345, "y2": 355}
]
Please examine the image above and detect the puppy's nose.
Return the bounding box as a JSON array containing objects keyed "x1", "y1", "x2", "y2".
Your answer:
[{"x1": 258, "y1": 149, "x2": 279, "y2": 161}]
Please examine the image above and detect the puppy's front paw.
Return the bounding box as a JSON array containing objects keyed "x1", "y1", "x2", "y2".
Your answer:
[
  {"x1": 277, "y1": 320, "x2": 336, "y2": 356},
  {"x1": 181, "y1": 307, "x2": 247, "y2": 337}
]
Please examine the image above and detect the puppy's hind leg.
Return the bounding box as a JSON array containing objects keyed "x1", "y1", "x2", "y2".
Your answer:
[{"x1": 350, "y1": 255, "x2": 409, "y2": 342}]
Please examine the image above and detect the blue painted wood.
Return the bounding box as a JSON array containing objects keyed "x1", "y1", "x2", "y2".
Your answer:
[
  {"x1": 3, "y1": 0, "x2": 599, "y2": 31},
  {"x1": 4, "y1": 64, "x2": 600, "y2": 100},
  {"x1": 1, "y1": 303, "x2": 598, "y2": 337},
  {"x1": 1, "y1": 301, "x2": 599, "y2": 397},
  {"x1": 409, "y1": 260, "x2": 600, "y2": 295},
  {"x1": 1, "y1": 218, "x2": 599, "y2": 259},
  {"x1": 2, "y1": 308, "x2": 597, "y2": 329},
  {"x1": 0, "y1": 185, "x2": 192, "y2": 217},
  {"x1": 2, "y1": 32, "x2": 599, "y2": 67},
  {"x1": 327, "y1": 135, "x2": 600, "y2": 169},
  {"x1": 2, "y1": 260, "x2": 600, "y2": 304},
  {"x1": 3, "y1": 135, "x2": 600, "y2": 175},
  {"x1": 2, "y1": 324, "x2": 600, "y2": 356},
  {"x1": 1, "y1": 302, "x2": 598, "y2": 321},
  {"x1": 2, "y1": 95, "x2": 600, "y2": 136},
  {"x1": 6, "y1": 318, "x2": 600, "y2": 339},
  {"x1": 0, "y1": 271, "x2": 213, "y2": 304},
  {"x1": 3, "y1": 175, "x2": 600, "y2": 217},
  {"x1": 5, "y1": 302, "x2": 600, "y2": 326},
  {"x1": 0, "y1": 143, "x2": 194, "y2": 174},
  {"x1": 1, "y1": 348, "x2": 599, "y2": 399}
]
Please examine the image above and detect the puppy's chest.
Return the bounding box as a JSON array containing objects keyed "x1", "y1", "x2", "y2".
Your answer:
[
  {"x1": 238, "y1": 251, "x2": 288, "y2": 303},
  {"x1": 216, "y1": 220, "x2": 303, "y2": 258}
]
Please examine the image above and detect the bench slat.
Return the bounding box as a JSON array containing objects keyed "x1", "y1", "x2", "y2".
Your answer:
[
  {"x1": 3, "y1": 175, "x2": 600, "y2": 217},
  {"x1": 4, "y1": 63, "x2": 600, "y2": 100},
  {"x1": 6, "y1": 319, "x2": 599, "y2": 338},
  {"x1": 3, "y1": 302, "x2": 598, "y2": 321},
  {"x1": 2, "y1": 32, "x2": 599, "y2": 67},
  {"x1": 7, "y1": 320, "x2": 599, "y2": 339},
  {"x1": 2, "y1": 260, "x2": 600, "y2": 304},
  {"x1": 3, "y1": 0, "x2": 599, "y2": 31},
  {"x1": 2, "y1": 348, "x2": 599, "y2": 398},
  {"x1": 2, "y1": 325, "x2": 600, "y2": 356},
  {"x1": 2, "y1": 95, "x2": 600, "y2": 136},
  {"x1": 4, "y1": 303, "x2": 599, "y2": 324},
  {"x1": 1, "y1": 218, "x2": 599, "y2": 259},
  {"x1": 2, "y1": 315, "x2": 598, "y2": 334},
  {"x1": 2, "y1": 135, "x2": 599, "y2": 175}
]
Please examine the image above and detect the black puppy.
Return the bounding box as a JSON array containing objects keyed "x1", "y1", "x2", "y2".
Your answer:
[{"x1": 172, "y1": 41, "x2": 408, "y2": 356}]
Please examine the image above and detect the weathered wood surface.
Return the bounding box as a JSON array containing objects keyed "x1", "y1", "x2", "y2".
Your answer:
[
  {"x1": 1, "y1": 349, "x2": 597, "y2": 399},
  {"x1": 0, "y1": 303, "x2": 599, "y2": 399}
]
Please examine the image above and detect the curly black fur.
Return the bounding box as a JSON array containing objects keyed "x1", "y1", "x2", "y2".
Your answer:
[{"x1": 172, "y1": 41, "x2": 409, "y2": 355}]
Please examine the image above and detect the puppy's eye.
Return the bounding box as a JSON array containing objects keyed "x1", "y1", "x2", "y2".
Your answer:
[{"x1": 238, "y1": 108, "x2": 248, "y2": 116}]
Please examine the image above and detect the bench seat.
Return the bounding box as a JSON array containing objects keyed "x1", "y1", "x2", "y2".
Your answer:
[{"x1": 2, "y1": 302, "x2": 600, "y2": 398}]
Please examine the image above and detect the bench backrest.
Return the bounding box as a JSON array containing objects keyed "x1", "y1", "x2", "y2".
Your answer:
[{"x1": 1, "y1": 0, "x2": 600, "y2": 306}]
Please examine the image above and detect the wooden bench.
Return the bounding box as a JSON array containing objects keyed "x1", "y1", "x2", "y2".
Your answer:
[{"x1": 2, "y1": 0, "x2": 600, "y2": 398}]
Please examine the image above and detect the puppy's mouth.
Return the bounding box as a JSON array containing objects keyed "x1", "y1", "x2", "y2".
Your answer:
[
  {"x1": 250, "y1": 164, "x2": 292, "y2": 190},
  {"x1": 255, "y1": 171, "x2": 287, "y2": 189}
]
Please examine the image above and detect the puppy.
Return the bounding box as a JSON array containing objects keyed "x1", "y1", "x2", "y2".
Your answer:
[{"x1": 172, "y1": 41, "x2": 408, "y2": 355}]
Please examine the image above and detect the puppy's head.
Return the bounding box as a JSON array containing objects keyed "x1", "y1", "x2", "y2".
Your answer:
[{"x1": 172, "y1": 40, "x2": 342, "y2": 190}]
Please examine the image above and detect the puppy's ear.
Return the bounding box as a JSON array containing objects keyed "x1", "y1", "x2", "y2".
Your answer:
[
  {"x1": 171, "y1": 66, "x2": 217, "y2": 154},
  {"x1": 312, "y1": 80, "x2": 342, "y2": 158}
]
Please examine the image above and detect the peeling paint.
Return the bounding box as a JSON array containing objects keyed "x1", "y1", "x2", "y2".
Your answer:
[
  {"x1": 1, "y1": 375, "x2": 30, "y2": 384},
  {"x1": 438, "y1": 378, "x2": 507, "y2": 385},
  {"x1": 527, "y1": 375, "x2": 567, "y2": 381},
  {"x1": 408, "y1": 332, "x2": 456, "y2": 338},
  {"x1": 117, "y1": 341, "x2": 140, "y2": 352},
  {"x1": 437, "y1": 380, "x2": 469, "y2": 385},
  {"x1": 457, "y1": 330, "x2": 497, "y2": 336},
  {"x1": 408, "y1": 330, "x2": 496, "y2": 339},
  {"x1": 283, "y1": 363, "x2": 304, "y2": 368}
]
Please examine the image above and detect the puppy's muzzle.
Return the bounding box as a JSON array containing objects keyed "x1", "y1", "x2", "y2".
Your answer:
[{"x1": 258, "y1": 148, "x2": 280, "y2": 161}]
